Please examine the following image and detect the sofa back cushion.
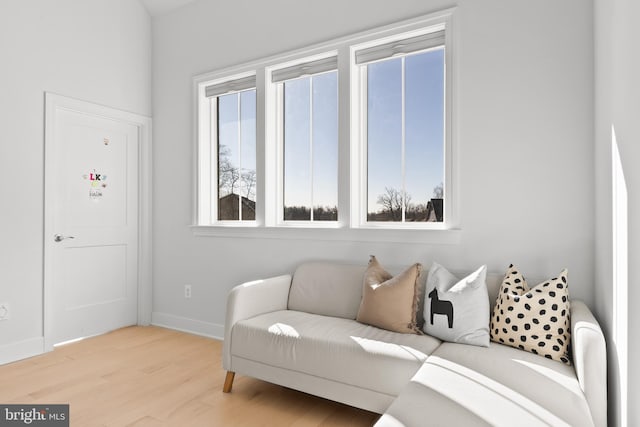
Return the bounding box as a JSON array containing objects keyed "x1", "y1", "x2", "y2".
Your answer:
[
  {"x1": 486, "y1": 273, "x2": 503, "y2": 309},
  {"x1": 287, "y1": 261, "x2": 523, "y2": 322},
  {"x1": 288, "y1": 262, "x2": 367, "y2": 319}
]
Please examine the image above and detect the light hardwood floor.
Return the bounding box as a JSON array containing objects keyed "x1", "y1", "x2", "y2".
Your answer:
[{"x1": 0, "y1": 326, "x2": 380, "y2": 426}]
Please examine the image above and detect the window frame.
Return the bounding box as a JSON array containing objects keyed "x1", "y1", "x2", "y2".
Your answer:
[
  {"x1": 196, "y1": 71, "x2": 259, "y2": 227},
  {"x1": 350, "y1": 23, "x2": 456, "y2": 230},
  {"x1": 193, "y1": 9, "x2": 459, "y2": 240}
]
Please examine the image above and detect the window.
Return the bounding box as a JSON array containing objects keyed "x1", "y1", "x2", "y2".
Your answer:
[
  {"x1": 195, "y1": 11, "x2": 455, "y2": 235},
  {"x1": 356, "y1": 30, "x2": 446, "y2": 226},
  {"x1": 217, "y1": 89, "x2": 257, "y2": 221},
  {"x1": 202, "y1": 75, "x2": 256, "y2": 223},
  {"x1": 273, "y1": 57, "x2": 339, "y2": 222}
]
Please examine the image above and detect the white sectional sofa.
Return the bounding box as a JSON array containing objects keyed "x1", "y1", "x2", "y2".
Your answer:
[{"x1": 222, "y1": 261, "x2": 607, "y2": 426}]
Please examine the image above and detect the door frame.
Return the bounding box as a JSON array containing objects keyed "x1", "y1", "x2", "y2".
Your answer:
[{"x1": 43, "y1": 93, "x2": 152, "y2": 352}]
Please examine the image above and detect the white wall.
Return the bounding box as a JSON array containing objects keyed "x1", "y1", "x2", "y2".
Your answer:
[
  {"x1": 594, "y1": 0, "x2": 640, "y2": 425},
  {"x1": 0, "y1": 0, "x2": 151, "y2": 361},
  {"x1": 152, "y1": 0, "x2": 595, "y2": 338}
]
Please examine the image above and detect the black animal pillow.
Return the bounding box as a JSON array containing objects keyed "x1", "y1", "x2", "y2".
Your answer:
[
  {"x1": 490, "y1": 265, "x2": 571, "y2": 364},
  {"x1": 422, "y1": 263, "x2": 490, "y2": 347}
]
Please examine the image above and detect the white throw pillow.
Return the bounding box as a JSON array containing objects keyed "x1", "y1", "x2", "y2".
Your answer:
[{"x1": 422, "y1": 263, "x2": 490, "y2": 347}]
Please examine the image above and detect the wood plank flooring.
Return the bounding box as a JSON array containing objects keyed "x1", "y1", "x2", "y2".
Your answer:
[{"x1": 0, "y1": 326, "x2": 380, "y2": 426}]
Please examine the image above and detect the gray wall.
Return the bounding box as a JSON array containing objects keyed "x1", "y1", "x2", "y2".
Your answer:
[
  {"x1": 0, "y1": 0, "x2": 151, "y2": 360},
  {"x1": 594, "y1": 0, "x2": 640, "y2": 425},
  {"x1": 151, "y1": 0, "x2": 595, "y2": 337}
]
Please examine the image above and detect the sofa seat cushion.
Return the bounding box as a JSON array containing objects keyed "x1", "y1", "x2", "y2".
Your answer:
[
  {"x1": 231, "y1": 310, "x2": 442, "y2": 395},
  {"x1": 376, "y1": 342, "x2": 594, "y2": 427}
]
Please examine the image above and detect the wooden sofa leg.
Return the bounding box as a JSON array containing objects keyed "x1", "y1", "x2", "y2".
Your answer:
[{"x1": 223, "y1": 371, "x2": 235, "y2": 393}]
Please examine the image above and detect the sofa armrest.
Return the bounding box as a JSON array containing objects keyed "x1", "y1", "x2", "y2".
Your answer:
[
  {"x1": 222, "y1": 274, "x2": 292, "y2": 370},
  {"x1": 571, "y1": 300, "x2": 607, "y2": 427}
]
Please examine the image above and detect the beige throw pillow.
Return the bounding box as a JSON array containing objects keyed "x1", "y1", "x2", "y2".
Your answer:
[{"x1": 356, "y1": 256, "x2": 422, "y2": 334}]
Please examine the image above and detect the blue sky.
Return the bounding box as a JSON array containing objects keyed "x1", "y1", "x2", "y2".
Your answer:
[
  {"x1": 217, "y1": 47, "x2": 444, "y2": 214},
  {"x1": 284, "y1": 71, "x2": 338, "y2": 209},
  {"x1": 218, "y1": 89, "x2": 257, "y2": 198},
  {"x1": 367, "y1": 48, "x2": 444, "y2": 213}
]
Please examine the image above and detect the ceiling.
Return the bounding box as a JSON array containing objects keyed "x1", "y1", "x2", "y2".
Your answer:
[{"x1": 139, "y1": 0, "x2": 198, "y2": 17}]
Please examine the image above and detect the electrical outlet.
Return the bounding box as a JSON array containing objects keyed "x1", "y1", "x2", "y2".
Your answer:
[
  {"x1": 0, "y1": 303, "x2": 9, "y2": 321},
  {"x1": 184, "y1": 285, "x2": 192, "y2": 299}
]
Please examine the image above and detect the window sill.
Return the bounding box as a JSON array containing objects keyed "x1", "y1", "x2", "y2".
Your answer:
[{"x1": 190, "y1": 225, "x2": 461, "y2": 245}]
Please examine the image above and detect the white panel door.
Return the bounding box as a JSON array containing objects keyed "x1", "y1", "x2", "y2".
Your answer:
[{"x1": 48, "y1": 107, "x2": 139, "y2": 345}]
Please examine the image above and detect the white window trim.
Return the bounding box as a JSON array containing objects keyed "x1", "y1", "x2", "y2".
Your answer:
[
  {"x1": 195, "y1": 70, "x2": 259, "y2": 226},
  {"x1": 193, "y1": 8, "x2": 460, "y2": 243},
  {"x1": 349, "y1": 19, "x2": 457, "y2": 230}
]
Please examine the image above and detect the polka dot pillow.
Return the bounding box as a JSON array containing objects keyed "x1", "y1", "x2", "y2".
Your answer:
[{"x1": 490, "y1": 265, "x2": 571, "y2": 364}]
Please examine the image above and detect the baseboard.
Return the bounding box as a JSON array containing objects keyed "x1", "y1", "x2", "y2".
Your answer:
[
  {"x1": 151, "y1": 312, "x2": 224, "y2": 340},
  {"x1": 0, "y1": 336, "x2": 44, "y2": 365}
]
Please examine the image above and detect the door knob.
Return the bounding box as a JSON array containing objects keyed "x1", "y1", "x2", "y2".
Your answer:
[{"x1": 54, "y1": 234, "x2": 75, "y2": 242}]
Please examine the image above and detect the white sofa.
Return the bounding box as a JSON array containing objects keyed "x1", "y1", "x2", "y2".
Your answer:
[{"x1": 222, "y1": 261, "x2": 607, "y2": 427}]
